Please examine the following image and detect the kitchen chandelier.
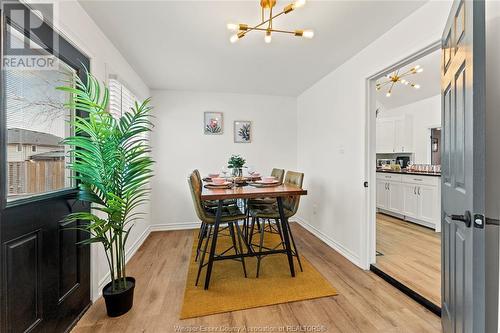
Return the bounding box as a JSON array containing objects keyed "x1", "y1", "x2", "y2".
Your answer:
[
  {"x1": 227, "y1": 0, "x2": 314, "y2": 44},
  {"x1": 376, "y1": 65, "x2": 423, "y2": 97}
]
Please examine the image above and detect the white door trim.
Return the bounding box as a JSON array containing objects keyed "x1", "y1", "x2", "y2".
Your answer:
[{"x1": 362, "y1": 41, "x2": 441, "y2": 268}]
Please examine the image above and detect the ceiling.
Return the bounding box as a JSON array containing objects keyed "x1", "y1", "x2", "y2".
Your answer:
[
  {"x1": 376, "y1": 48, "x2": 440, "y2": 110},
  {"x1": 79, "y1": 0, "x2": 426, "y2": 96}
]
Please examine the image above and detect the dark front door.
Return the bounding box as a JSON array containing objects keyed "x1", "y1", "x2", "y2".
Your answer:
[
  {"x1": 0, "y1": 2, "x2": 91, "y2": 332},
  {"x1": 441, "y1": 0, "x2": 486, "y2": 332}
]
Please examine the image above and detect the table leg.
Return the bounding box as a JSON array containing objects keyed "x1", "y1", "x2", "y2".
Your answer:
[
  {"x1": 204, "y1": 199, "x2": 222, "y2": 289},
  {"x1": 277, "y1": 197, "x2": 295, "y2": 277}
]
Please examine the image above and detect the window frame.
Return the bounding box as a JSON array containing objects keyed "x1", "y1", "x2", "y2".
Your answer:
[{"x1": 0, "y1": 1, "x2": 91, "y2": 208}]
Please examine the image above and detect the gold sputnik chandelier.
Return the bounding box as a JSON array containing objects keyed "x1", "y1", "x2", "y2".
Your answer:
[
  {"x1": 227, "y1": 0, "x2": 314, "y2": 44},
  {"x1": 376, "y1": 65, "x2": 423, "y2": 97}
]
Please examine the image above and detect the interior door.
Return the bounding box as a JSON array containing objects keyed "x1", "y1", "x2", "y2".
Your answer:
[
  {"x1": 441, "y1": 0, "x2": 486, "y2": 332},
  {"x1": 0, "y1": 2, "x2": 91, "y2": 332}
]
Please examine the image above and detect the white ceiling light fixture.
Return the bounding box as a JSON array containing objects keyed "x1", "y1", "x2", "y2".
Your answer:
[
  {"x1": 376, "y1": 65, "x2": 423, "y2": 97},
  {"x1": 227, "y1": 0, "x2": 314, "y2": 44}
]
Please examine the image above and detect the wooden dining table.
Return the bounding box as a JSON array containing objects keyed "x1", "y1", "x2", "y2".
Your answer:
[{"x1": 201, "y1": 183, "x2": 307, "y2": 289}]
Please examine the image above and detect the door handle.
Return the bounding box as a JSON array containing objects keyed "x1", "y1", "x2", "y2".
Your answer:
[
  {"x1": 451, "y1": 211, "x2": 472, "y2": 228},
  {"x1": 418, "y1": 187, "x2": 421, "y2": 195},
  {"x1": 414, "y1": 186, "x2": 416, "y2": 194},
  {"x1": 387, "y1": 183, "x2": 390, "y2": 190}
]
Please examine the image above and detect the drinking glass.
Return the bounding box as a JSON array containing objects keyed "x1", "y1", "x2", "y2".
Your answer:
[
  {"x1": 221, "y1": 167, "x2": 229, "y2": 179},
  {"x1": 247, "y1": 165, "x2": 255, "y2": 177}
]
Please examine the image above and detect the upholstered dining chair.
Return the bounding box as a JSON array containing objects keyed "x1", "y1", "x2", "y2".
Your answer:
[
  {"x1": 188, "y1": 170, "x2": 247, "y2": 286},
  {"x1": 244, "y1": 168, "x2": 285, "y2": 238},
  {"x1": 249, "y1": 171, "x2": 304, "y2": 277},
  {"x1": 192, "y1": 169, "x2": 237, "y2": 261}
]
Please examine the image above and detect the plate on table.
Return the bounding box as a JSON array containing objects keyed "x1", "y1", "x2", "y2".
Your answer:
[
  {"x1": 255, "y1": 180, "x2": 280, "y2": 185},
  {"x1": 205, "y1": 181, "x2": 233, "y2": 188},
  {"x1": 249, "y1": 182, "x2": 281, "y2": 188},
  {"x1": 204, "y1": 182, "x2": 233, "y2": 189}
]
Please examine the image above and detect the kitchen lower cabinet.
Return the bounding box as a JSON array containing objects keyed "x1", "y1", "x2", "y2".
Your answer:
[
  {"x1": 376, "y1": 179, "x2": 388, "y2": 210},
  {"x1": 377, "y1": 172, "x2": 441, "y2": 232},
  {"x1": 387, "y1": 182, "x2": 403, "y2": 214},
  {"x1": 402, "y1": 183, "x2": 419, "y2": 219},
  {"x1": 418, "y1": 184, "x2": 439, "y2": 225}
]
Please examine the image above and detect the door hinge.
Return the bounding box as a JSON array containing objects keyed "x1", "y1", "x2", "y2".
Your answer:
[
  {"x1": 474, "y1": 214, "x2": 485, "y2": 229},
  {"x1": 364, "y1": 181, "x2": 369, "y2": 188}
]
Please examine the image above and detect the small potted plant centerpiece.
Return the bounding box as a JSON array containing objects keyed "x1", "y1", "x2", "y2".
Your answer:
[
  {"x1": 228, "y1": 154, "x2": 246, "y2": 178},
  {"x1": 59, "y1": 70, "x2": 154, "y2": 317}
]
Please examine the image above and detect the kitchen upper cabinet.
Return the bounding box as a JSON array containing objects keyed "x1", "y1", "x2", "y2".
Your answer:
[
  {"x1": 376, "y1": 116, "x2": 413, "y2": 153},
  {"x1": 376, "y1": 119, "x2": 396, "y2": 153}
]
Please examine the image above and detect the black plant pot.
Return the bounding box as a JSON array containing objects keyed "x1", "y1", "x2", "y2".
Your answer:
[{"x1": 102, "y1": 277, "x2": 135, "y2": 317}]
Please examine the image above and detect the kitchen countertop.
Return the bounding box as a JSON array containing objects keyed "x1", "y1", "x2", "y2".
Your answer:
[{"x1": 376, "y1": 169, "x2": 441, "y2": 177}]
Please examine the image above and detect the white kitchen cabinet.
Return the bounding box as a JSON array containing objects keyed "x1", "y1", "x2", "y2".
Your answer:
[
  {"x1": 387, "y1": 181, "x2": 403, "y2": 214},
  {"x1": 376, "y1": 179, "x2": 388, "y2": 210},
  {"x1": 376, "y1": 116, "x2": 413, "y2": 153},
  {"x1": 418, "y1": 184, "x2": 439, "y2": 225},
  {"x1": 402, "y1": 183, "x2": 419, "y2": 218},
  {"x1": 376, "y1": 175, "x2": 403, "y2": 214},
  {"x1": 377, "y1": 172, "x2": 441, "y2": 231},
  {"x1": 376, "y1": 119, "x2": 396, "y2": 153}
]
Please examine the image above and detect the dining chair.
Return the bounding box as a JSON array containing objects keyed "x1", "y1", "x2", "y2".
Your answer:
[
  {"x1": 249, "y1": 171, "x2": 304, "y2": 277},
  {"x1": 188, "y1": 170, "x2": 247, "y2": 287},
  {"x1": 244, "y1": 168, "x2": 285, "y2": 239},
  {"x1": 192, "y1": 169, "x2": 237, "y2": 261}
]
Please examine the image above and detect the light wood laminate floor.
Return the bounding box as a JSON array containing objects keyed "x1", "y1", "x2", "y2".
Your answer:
[
  {"x1": 73, "y1": 224, "x2": 441, "y2": 333},
  {"x1": 375, "y1": 213, "x2": 441, "y2": 306}
]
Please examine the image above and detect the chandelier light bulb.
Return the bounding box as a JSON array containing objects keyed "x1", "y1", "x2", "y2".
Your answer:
[
  {"x1": 227, "y1": 23, "x2": 239, "y2": 31},
  {"x1": 416, "y1": 68, "x2": 423, "y2": 73},
  {"x1": 230, "y1": 34, "x2": 239, "y2": 43},
  {"x1": 302, "y1": 30, "x2": 314, "y2": 39},
  {"x1": 414, "y1": 84, "x2": 421, "y2": 89},
  {"x1": 386, "y1": 92, "x2": 391, "y2": 97},
  {"x1": 292, "y1": 0, "x2": 306, "y2": 9},
  {"x1": 265, "y1": 31, "x2": 272, "y2": 43}
]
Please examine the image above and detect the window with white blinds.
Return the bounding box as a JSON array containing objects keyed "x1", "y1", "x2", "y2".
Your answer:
[{"x1": 109, "y1": 78, "x2": 139, "y2": 118}]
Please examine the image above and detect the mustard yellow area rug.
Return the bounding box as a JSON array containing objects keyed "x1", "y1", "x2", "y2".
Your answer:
[{"x1": 180, "y1": 228, "x2": 338, "y2": 319}]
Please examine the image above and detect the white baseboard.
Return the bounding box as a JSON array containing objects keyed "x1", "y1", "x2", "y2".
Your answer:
[
  {"x1": 294, "y1": 216, "x2": 363, "y2": 269},
  {"x1": 149, "y1": 222, "x2": 199, "y2": 231}
]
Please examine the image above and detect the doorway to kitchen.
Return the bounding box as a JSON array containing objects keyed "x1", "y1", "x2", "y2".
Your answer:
[{"x1": 365, "y1": 42, "x2": 442, "y2": 315}]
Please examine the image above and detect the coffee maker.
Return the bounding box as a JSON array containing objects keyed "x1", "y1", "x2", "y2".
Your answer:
[{"x1": 396, "y1": 156, "x2": 410, "y2": 168}]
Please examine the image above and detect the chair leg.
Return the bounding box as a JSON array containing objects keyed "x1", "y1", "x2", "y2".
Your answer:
[
  {"x1": 196, "y1": 224, "x2": 212, "y2": 286},
  {"x1": 229, "y1": 222, "x2": 247, "y2": 278},
  {"x1": 248, "y1": 217, "x2": 256, "y2": 247},
  {"x1": 256, "y1": 218, "x2": 266, "y2": 278},
  {"x1": 195, "y1": 222, "x2": 207, "y2": 262},
  {"x1": 286, "y1": 220, "x2": 303, "y2": 272},
  {"x1": 274, "y1": 218, "x2": 285, "y2": 248}
]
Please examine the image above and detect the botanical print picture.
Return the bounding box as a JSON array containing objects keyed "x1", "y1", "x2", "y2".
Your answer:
[
  {"x1": 204, "y1": 112, "x2": 223, "y2": 134},
  {"x1": 234, "y1": 121, "x2": 251, "y2": 143}
]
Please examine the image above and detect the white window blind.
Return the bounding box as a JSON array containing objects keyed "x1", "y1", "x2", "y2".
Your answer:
[{"x1": 109, "y1": 78, "x2": 139, "y2": 119}]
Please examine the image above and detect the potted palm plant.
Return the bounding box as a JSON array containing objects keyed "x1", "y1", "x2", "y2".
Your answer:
[{"x1": 59, "y1": 70, "x2": 154, "y2": 317}]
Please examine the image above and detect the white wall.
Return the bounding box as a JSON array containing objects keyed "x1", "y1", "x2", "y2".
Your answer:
[
  {"x1": 39, "y1": 0, "x2": 151, "y2": 301},
  {"x1": 296, "y1": 1, "x2": 451, "y2": 268},
  {"x1": 150, "y1": 90, "x2": 297, "y2": 228},
  {"x1": 378, "y1": 94, "x2": 441, "y2": 164}
]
